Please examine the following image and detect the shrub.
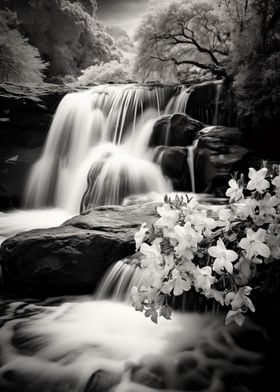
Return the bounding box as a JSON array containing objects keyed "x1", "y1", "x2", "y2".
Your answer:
[
  {"x1": 78, "y1": 59, "x2": 132, "y2": 85},
  {"x1": 132, "y1": 166, "x2": 280, "y2": 326}
]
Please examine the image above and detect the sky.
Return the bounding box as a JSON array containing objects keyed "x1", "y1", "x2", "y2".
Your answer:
[{"x1": 96, "y1": 0, "x2": 150, "y2": 36}]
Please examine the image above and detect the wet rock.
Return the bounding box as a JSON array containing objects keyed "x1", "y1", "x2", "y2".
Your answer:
[
  {"x1": 153, "y1": 146, "x2": 192, "y2": 191},
  {"x1": 194, "y1": 126, "x2": 248, "y2": 195},
  {"x1": 150, "y1": 113, "x2": 204, "y2": 147},
  {"x1": 186, "y1": 80, "x2": 236, "y2": 126},
  {"x1": 0, "y1": 203, "x2": 158, "y2": 297},
  {"x1": 84, "y1": 370, "x2": 121, "y2": 392},
  {"x1": 0, "y1": 82, "x2": 84, "y2": 209}
]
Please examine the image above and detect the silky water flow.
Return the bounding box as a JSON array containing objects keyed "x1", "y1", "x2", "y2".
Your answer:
[{"x1": 0, "y1": 82, "x2": 265, "y2": 392}]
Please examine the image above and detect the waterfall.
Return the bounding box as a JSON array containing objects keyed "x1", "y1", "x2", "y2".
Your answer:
[
  {"x1": 23, "y1": 82, "x2": 227, "y2": 215},
  {"x1": 24, "y1": 85, "x2": 174, "y2": 214},
  {"x1": 187, "y1": 140, "x2": 198, "y2": 193},
  {"x1": 95, "y1": 256, "x2": 216, "y2": 312},
  {"x1": 164, "y1": 86, "x2": 192, "y2": 114},
  {"x1": 213, "y1": 82, "x2": 223, "y2": 125}
]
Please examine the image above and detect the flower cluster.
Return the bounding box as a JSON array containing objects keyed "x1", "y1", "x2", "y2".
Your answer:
[{"x1": 131, "y1": 166, "x2": 280, "y2": 326}]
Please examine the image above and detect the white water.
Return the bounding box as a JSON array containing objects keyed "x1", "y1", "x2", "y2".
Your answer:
[
  {"x1": 0, "y1": 81, "x2": 265, "y2": 392},
  {"x1": 24, "y1": 85, "x2": 174, "y2": 214},
  {"x1": 0, "y1": 209, "x2": 72, "y2": 245},
  {"x1": 21, "y1": 82, "x2": 224, "y2": 215},
  {"x1": 0, "y1": 284, "x2": 265, "y2": 392}
]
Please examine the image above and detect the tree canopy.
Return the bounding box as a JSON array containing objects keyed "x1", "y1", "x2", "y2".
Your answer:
[
  {"x1": 1, "y1": 0, "x2": 120, "y2": 77},
  {"x1": 0, "y1": 9, "x2": 47, "y2": 83},
  {"x1": 133, "y1": 0, "x2": 231, "y2": 82}
]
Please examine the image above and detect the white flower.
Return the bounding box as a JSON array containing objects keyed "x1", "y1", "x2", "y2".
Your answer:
[
  {"x1": 226, "y1": 179, "x2": 244, "y2": 202},
  {"x1": 217, "y1": 208, "x2": 231, "y2": 231},
  {"x1": 135, "y1": 223, "x2": 149, "y2": 251},
  {"x1": 161, "y1": 268, "x2": 191, "y2": 296},
  {"x1": 254, "y1": 193, "x2": 280, "y2": 226},
  {"x1": 247, "y1": 167, "x2": 269, "y2": 194},
  {"x1": 225, "y1": 308, "x2": 246, "y2": 327},
  {"x1": 181, "y1": 197, "x2": 198, "y2": 216},
  {"x1": 236, "y1": 198, "x2": 259, "y2": 219},
  {"x1": 142, "y1": 267, "x2": 164, "y2": 289},
  {"x1": 239, "y1": 228, "x2": 270, "y2": 260},
  {"x1": 140, "y1": 239, "x2": 162, "y2": 267},
  {"x1": 155, "y1": 203, "x2": 179, "y2": 230},
  {"x1": 173, "y1": 222, "x2": 203, "y2": 258},
  {"x1": 225, "y1": 286, "x2": 255, "y2": 313},
  {"x1": 190, "y1": 210, "x2": 217, "y2": 235},
  {"x1": 131, "y1": 286, "x2": 144, "y2": 311},
  {"x1": 259, "y1": 193, "x2": 280, "y2": 216},
  {"x1": 268, "y1": 223, "x2": 280, "y2": 235},
  {"x1": 194, "y1": 266, "x2": 215, "y2": 293},
  {"x1": 272, "y1": 175, "x2": 280, "y2": 197},
  {"x1": 272, "y1": 175, "x2": 280, "y2": 189},
  {"x1": 208, "y1": 238, "x2": 238, "y2": 274}
]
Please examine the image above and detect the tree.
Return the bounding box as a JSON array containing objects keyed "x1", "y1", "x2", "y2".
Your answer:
[
  {"x1": 78, "y1": 59, "x2": 132, "y2": 85},
  {"x1": 133, "y1": 0, "x2": 231, "y2": 82},
  {"x1": 222, "y1": 0, "x2": 280, "y2": 157},
  {"x1": 106, "y1": 26, "x2": 134, "y2": 54},
  {"x1": 0, "y1": 9, "x2": 47, "y2": 83},
  {"x1": 1, "y1": 0, "x2": 120, "y2": 77}
]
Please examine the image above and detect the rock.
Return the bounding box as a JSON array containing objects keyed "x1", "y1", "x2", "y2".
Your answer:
[
  {"x1": 0, "y1": 82, "x2": 84, "y2": 209},
  {"x1": 186, "y1": 80, "x2": 236, "y2": 126},
  {"x1": 194, "y1": 126, "x2": 248, "y2": 195},
  {"x1": 153, "y1": 146, "x2": 192, "y2": 191},
  {"x1": 0, "y1": 203, "x2": 158, "y2": 297},
  {"x1": 150, "y1": 113, "x2": 204, "y2": 147}
]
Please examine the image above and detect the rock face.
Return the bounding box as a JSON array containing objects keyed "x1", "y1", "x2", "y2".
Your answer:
[
  {"x1": 186, "y1": 80, "x2": 236, "y2": 127},
  {"x1": 194, "y1": 126, "x2": 248, "y2": 195},
  {"x1": 0, "y1": 83, "x2": 82, "y2": 209},
  {"x1": 153, "y1": 146, "x2": 192, "y2": 191},
  {"x1": 0, "y1": 203, "x2": 158, "y2": 297},
  {"x1": 150, "y1": 113, "x2": 204, "y2": 147}
]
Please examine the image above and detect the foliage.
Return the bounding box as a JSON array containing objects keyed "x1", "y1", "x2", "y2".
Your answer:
[
  {"x1": 78, "y1": 59, "x2": 132, "y2": 85},
  {"x1": 2, "y1": 0, "x2": 120, "y2": 77},
  {"x1": 131, "y1": 166, "x2": 280, "y2": 326},
  {"x1": 0, "y1": 9, "x2": 47, "y2": 83},
  {"x1": 226, "y1": 0, "x2": 280, "y2": 156},
  {"x1": 133, "y1": 0, "x2": 231, "y2": 82},
  {"x1": 106, "y1": 26, "x2": 134, "y2": 55}
]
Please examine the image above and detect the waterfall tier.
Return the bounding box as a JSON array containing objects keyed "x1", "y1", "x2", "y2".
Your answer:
[{"x1": 24, "y1": 82, "x2": 227, "y2": 214}]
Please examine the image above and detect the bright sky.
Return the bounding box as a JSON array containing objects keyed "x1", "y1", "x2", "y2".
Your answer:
[{"x1": 96, "y1": 0, "x2": 149, "y2": 36}]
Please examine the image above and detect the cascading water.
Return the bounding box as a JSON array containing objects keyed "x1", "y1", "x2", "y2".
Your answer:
[
  {"x1": 24, "y1": 85, "x2": 174, "y2": 214},
  {"x1": 23, "y1": 82, "x2": 225, "y2": 215},
  {"x1": 0, "y1": 81, "x2": 267, "y2": 392},
  {"x1": 0, "y1": 258, "x2": 266, "y2": 392},
  {"x1": 165, "y1": 86, "x2": 192, "y2": 114}
]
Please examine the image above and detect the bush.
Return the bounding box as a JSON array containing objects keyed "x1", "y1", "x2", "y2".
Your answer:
[
  {"x1": 0, "y1": 9, "x2": 47, "y2": 83},
  {"x1": 78, "y1": 59, "x2": 132, "y2": 85}
]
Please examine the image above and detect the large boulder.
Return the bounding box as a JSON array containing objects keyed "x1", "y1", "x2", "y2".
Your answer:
[
  {"x1": 153, "y1": 146, "x2": 192, "y2": 191},
  {"x1": 0, "y1": 203, "x2": 158, "y2": 297},
  {"x1": 0, "y1": 83, "x2": 82, "y2": 209},
  {"x1": 194, "y1": 126, "x2": 248, "y2": 195},
  {"x1": 150, "y1": 113, "x2": 204, "y2": 147}
]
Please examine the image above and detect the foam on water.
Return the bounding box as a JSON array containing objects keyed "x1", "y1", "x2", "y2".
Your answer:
[
  {"x1": 0, "y1": 209, "x2": 72, "y2": 245},
  {"x1": 0, "y1": 298, "x2": 265, "y2": 392}
]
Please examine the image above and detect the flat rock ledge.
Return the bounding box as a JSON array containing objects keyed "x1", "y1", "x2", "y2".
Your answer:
[{"x1": 0, "y1": 203, "x2": 158, "y2": 297}]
